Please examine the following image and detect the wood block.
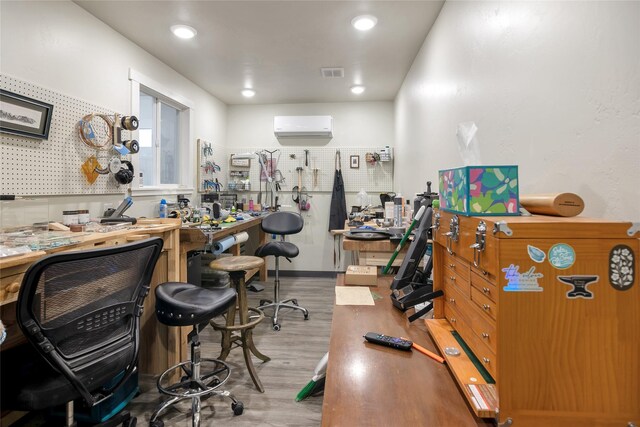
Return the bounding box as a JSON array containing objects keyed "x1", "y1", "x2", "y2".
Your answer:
[{"x1": 344, "y1": 265, "x2": 377, "y2": 286}]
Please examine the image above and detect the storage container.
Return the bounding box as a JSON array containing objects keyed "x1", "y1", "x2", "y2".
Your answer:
[{"x1": 438, "y1": 165, "x2": 519, "y2": 216}]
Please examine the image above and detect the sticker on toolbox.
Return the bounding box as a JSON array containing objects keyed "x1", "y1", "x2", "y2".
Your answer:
[
  {"x1": 502, "y1": 264, "x2": 544, "y2": 292},
  {"x1": 609, "y1": 245, "x2": 635, "y2": 291},
  {"x1": 557, "y1": 275, "x2": 598, "y2": 299},
  {"x1": 548, "y1": 243, "x2": 576, "y2": 269},
  {"x1": 527, "y1": 245, "x2": 546, "y2": 263}
]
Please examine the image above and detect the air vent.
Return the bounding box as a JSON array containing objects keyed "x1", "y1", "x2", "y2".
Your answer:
[{"x1": 321, "y1": 68, "x2": 344, "y2": 78}]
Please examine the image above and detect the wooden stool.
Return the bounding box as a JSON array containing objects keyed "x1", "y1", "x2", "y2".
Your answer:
[{"x1": 209, "y1": 256, "x2": 270, "y2": 392}]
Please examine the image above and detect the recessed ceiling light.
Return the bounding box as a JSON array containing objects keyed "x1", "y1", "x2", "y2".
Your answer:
[
  {"x1": 241, "y1": 89, "x2": 256, "y2": 98},
  {"x1": 350, "y1": 85, "x2": 366, "y2": 95},
  {"x1": 170, "y1": 25, "x2": 197, "y2": 39},
  {"x1": 351, "y1": 15, "x2": 378, "y2": 31}
]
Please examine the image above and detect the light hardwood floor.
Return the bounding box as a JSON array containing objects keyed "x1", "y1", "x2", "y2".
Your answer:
[{"x1": 131, "y1": 276, "x2": 335, "y2": 427}]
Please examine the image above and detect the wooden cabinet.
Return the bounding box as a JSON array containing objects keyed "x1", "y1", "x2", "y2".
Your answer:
[{"x1": 427, "y1": 211, "x2": 640, "y2": 427}]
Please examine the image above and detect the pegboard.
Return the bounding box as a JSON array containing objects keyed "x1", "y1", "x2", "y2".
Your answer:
[
  {"x1": 197, "y1": 138, "x2": 227, "y2": 192},
  {"x1": 1, "y1": 74, "x2": 133, "y2": 196},
  {"x1": 227, "y1": 147, "x2": 393, "y2": 194}
]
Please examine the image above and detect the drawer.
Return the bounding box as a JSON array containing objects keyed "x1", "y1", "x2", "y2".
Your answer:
[
  {"x1": 443, "y1": 251, "x2": 470, "y2": 277},
  {"x1": 470, "y1": 286, "x2": 498, "y2": 321},
  {"x1": 0, "y1": 273, "x2": 24, "y2": 304},
  {"x1": 443, "y1": 268, "x2": 470, "y2": 299},
  {"x1": 444, "y1": 302, "x2": 497, "y2": 380},
  {"x1": 466, "y1": 302, "x2": 497, "y2": 354},
  {"x1": 470, "y1": 270, "x2": 497, "y2": 303}
]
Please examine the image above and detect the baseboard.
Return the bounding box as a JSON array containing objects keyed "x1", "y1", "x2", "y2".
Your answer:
[{"x1": 269, "y1": 270, "x2": 340, "y2": 278}]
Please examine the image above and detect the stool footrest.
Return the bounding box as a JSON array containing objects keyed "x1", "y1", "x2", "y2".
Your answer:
[
  {"x1": 157, "y1": 359, "x2": 231, "y2": 399},
  {"x1": 210, "y1": 307, "x2": 265, "y2": 331}
]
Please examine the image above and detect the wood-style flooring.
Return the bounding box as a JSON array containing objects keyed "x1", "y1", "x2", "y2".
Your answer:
[{"x1": 131, "y1": 276, "x2": 335, "y2": 427}]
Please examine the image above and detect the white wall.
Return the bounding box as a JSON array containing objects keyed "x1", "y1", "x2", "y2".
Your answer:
[
  {"x1": 0, "y1": 0, "x2": 227, "y2": 220},
  {"x1": 227, "y1": 102, "x2": 394, "y2": 271},
  {"x1": 395, "y1": 1, "x2": 640, "y2": 221}
]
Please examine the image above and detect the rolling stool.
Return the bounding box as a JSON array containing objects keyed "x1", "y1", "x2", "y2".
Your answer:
[
  {"x1": 209, "y1": 256, "x2": 270, "y2": 392},
  {"x1": 150, "y1": 282, "x2": 243, "y2": 427},
  {"x1": 255, "y1": 211, "x2": 309, "y2": 331}
]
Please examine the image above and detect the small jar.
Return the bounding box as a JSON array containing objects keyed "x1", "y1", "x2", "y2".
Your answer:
[
  {"x1": 77, "y1": 209, "x2": 90, "y2": 224},
  {"x1": 62, "y1": 210, "x2": 79, "y2": 226}
]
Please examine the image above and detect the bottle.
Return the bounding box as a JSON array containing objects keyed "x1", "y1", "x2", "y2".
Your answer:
[
  {"x1": 159, "y1": 199, "x2": 167, "y2": 218},
  {"x1": 393, "y1": 194, "x2": 403, "y2": 227},
  {"x1": 405, "y1": 200, "x2": 413, "y2": 223}
]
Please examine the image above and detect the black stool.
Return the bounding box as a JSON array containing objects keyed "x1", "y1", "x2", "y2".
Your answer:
[{"x1": 150, "y1": 282, "x2": 242, "y2": 427}]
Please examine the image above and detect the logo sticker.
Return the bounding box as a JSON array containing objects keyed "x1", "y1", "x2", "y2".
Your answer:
[
  {"x1": 527, "y1": 245, "x2": 546, "y2": 263},
  {"x1": 557, "y1": 275, "x2": 598, "y2": 299},
  {"x1": 502, "y1": 264, "x2": 544, "y2": 292},
  {"x1": 609, "y1": 245, "x2": 635, "y2": 291},
  {"x1": 548, "y1": 243, "x2": 576, "y2": 269}
]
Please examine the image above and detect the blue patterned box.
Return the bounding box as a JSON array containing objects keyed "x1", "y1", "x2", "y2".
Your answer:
[{"x1": 438, "y1": 165, "x2": 520, "y2": 216}]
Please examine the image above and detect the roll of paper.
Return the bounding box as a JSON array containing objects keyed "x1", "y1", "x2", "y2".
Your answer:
[
  {"x1": 233, "y1": 231, "x2": 249, "y2": 245},
  {"x1": 212, "y1": 236, "x2": 236, "y2": 255}
]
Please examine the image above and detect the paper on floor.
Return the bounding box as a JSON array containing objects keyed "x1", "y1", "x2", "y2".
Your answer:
[{"x1": 335, "y1": 286, "x2": 375, "y2": 306}]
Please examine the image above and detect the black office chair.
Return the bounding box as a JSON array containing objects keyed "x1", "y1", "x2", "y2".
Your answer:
[
  {"x1": 0, "y1": 238, "x2": 164, "y2": 427},
  {"x1": 255, "y1": 211, "x2": 309, "y2": 331}
]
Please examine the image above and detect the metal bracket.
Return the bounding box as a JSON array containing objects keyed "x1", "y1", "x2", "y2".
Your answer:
[
  {"x1": 627, "y1": 222, "x2": 640, "y2": 237},
  {"x1": 470, "y1": 221, "x2": 487, "y2": 267},
  {"x1": 628, "y1": 422, "x2": 637, "y2": 427},
  {"x1": 446, "y1": 215, "x2": 460, "y2": 254},
  {"x1": 497, "y1": 418, "x2": 513, "y2": 427},
  {"x1": 432, "y1": 212, "x2": 441, "y2": 232},
  {"x1": 493, "y1": 221, "x2": 513, "y2": 237}
]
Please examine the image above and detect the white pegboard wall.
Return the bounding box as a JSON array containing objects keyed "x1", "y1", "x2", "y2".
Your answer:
[
  {"x1": 227, "y1": 147, "x2": 393, "y2": 194},
  {"x1": 1, "y1": 74, "x2": 132, "y2": 196}
]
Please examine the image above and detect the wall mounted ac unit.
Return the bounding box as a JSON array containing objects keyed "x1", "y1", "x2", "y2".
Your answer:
[{"x1": 274, "y1": 116, "x2": 333, "y2": 138}]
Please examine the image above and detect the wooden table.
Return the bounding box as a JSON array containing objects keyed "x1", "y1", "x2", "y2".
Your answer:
[
  {"x1": 179, "y1": 216, "x2": 267, "y2": 283},
  {"x1": 0, "y1": 218, "x2": 182, "y2": 375},
  {"x1": 322, "y1": 274, "x2": 492, "y2": 427}
]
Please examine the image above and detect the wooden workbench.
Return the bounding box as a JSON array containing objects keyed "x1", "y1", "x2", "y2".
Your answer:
[
  {"x1": 322, "y1": 274, "x2": 492, "y2": 426},
  {"x1": 0, "y1": 218, "x2": 182, "y2": 376}
]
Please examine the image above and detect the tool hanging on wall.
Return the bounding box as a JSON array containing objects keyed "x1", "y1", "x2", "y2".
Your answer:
[
  {"x1": 304, "y1": 149, "x2": 309, "y2": 167},
  {"x1": 292, "y1": 166, "x2": 310, "y2": 211}
]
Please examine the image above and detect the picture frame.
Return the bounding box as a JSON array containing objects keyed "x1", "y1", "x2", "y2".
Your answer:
[
  {"x1": 231, "y1": 156, "x2": 251, "y2": 167},
  {"x1": 350, "y1": 155, "x2": 360, "y2": 169},
  {"x1": 0, "y1": 89, "x2": 54, "y2": 140}
]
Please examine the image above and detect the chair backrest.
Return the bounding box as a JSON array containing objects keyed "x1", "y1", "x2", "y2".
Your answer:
[
  {"x1": 261, "y1": 211, "x2": 304, "y2": 235},
  {"x1": 16, "y1": 237, "x2": 163, "y2": 406}
]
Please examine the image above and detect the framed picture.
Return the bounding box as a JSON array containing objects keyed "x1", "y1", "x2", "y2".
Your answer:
[
  {"x1": 0, "y1": 89, "x2": 54, "y2": 140},
  {"x1": 350, "y1": 155, "x2": 360, "y2": 169},
  {"x1": 230, "y1": 156, "x2": 251, "y2": 167}
]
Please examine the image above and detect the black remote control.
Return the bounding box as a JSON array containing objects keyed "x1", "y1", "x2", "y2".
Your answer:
[{"x1": 364, "y1": 332, "x2": 413, "y2": 351}]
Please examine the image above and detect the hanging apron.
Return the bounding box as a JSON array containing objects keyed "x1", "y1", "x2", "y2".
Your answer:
[
  {"x1": 329, "y1": 150, "x2": 348, "y2": 231},
  {"x1": 329, "y1": 151, "x2": 348, "y2": 266}
]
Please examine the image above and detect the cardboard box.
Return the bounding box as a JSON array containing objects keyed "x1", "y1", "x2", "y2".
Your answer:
[
  {"x1": 438, "y1": 165, "x2": 519, "y2": 216},
  {"x1": 345, "y1": 265, "x2": 377, "y2": 286}
]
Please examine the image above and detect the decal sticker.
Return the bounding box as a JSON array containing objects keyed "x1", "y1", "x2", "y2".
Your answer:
[
  {"x1": 557, "y1": 275, "x2": 598, "y2": 299},
  {"x1": 527, "y1": 245, "x2": 546, "y2": 263},
  {"x1": 502, "y1": 264, "x2": 544, "y2": 292},
  {"x1": 609, "y1": 245, "x2": 635, "y2": 291},
  {"x1": 548, "y1": 243, "x2": 576, "y2": 269}
]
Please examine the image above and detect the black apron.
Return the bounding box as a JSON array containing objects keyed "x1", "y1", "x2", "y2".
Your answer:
[{"x1": 329, "y1": 150, "x2": 347, "y2": 232}]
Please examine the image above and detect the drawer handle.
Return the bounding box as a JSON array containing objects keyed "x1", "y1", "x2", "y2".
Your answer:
[
  {"x1": 449, "y1": 298, "x2": 455, "y2": 303},
  {"x1": 449, "y1": 263, "x2": 455, "y2": 268},
  {"x1": 482, "y1": 304, "x2": 490, "y2": 311},
  {"x1": 482, "y1": 333, "x2": 490, "y2": 339},
  {"x1": 482, "y1": 287, "x2": 490, "y2": 294},
  {"x1": 449, "y1": 276, "x2": 456, "y2": 281},
  {"x1": 482, "y1": 357, "x2": 490, "y2": 364},
  {"x1": 450, "y1": 317, "x2": 456, "y2": 323},
  {"x1": 7, "y1": 282, "x2": 21, "y2": 294}
]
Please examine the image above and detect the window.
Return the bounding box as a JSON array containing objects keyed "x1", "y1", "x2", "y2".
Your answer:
[
  {"x1": 129, "y1": 69, "x2": 193, "y2": 195},
  {"x1": 139, "y1": 91, "x2": 181, "y2": 186}
]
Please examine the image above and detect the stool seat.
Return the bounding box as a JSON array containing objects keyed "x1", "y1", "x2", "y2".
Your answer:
[
  {"x1": 255, "y1": 241, "x2": 299, "y2": 258},
  {"x1": 209, "y1": 255, "x2": 264, "y2": 272},
  {"x1": 156, "y1": 282, "x2": 236, "y2": 327}
]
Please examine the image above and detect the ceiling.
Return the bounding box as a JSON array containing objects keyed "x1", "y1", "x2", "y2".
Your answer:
[{"x1": 75, "y1": 1, "x2": 444, "y2": 105}]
